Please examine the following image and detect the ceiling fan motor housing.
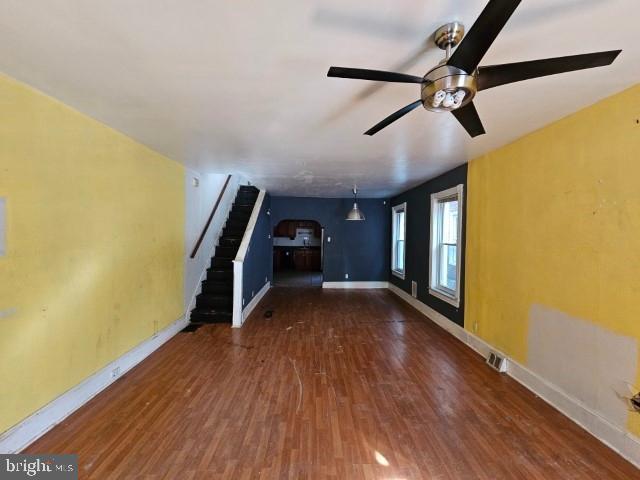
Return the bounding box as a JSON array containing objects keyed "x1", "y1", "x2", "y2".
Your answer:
[{"x1": 421, "y1": 65, "x2": 477, "y2": 113}]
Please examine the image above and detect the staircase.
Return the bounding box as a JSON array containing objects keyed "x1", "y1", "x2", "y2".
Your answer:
[{"x1": 189, "y1": 185, "x2": 260, "y2": 324}]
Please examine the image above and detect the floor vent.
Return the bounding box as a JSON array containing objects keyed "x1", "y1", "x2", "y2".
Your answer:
[{"x1": 487, "y1": 352, "x2": 508, "y2": 373}]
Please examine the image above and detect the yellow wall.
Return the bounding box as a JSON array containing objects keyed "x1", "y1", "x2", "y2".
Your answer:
[
  {"x1": 466, "y1": 84, "x2": 640, "y2": 435},
  {"x1": 0, "y1": 74, "x2": 185, "y2": 434}
]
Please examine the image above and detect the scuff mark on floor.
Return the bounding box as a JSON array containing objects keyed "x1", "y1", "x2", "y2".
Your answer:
[
  {"x1": 289, "y1": 357, "x2": 303, "y2": 414},
  {"x1": 226, "y1": 342, "x2": 254, "y2": 350}
]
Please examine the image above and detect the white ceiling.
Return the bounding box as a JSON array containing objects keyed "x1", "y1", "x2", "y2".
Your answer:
[{"x1": 0, "y1": 0, "x2": 637, "y2": 197}]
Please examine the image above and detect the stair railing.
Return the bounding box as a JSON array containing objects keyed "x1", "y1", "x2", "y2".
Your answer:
[{"x1": 190, "y1": 174, "x2": 232, "y2": 259}]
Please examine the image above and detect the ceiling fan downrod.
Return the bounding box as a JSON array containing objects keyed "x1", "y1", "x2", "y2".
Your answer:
[{"x1": 434, "y1": 22, "x2": 465, "y2": 62}]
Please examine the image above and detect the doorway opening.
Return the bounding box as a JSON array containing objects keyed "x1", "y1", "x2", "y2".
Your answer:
[{"x1": 273, "y1": 219, "x2": 323, "y2": 287}]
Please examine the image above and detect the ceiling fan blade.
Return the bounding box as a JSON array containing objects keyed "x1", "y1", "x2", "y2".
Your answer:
[
  {"x1": 451, "y1": 102, "x2": 486, "y2": 138},
  {"x1": 477, "y1": 50, "x2": 622, "y2": 91},
  {"x1": 448, "y1": 0, "x2": 522, "y2": 74},
  {"x1": 364, "y1": 100, "x2": 423, "y2": 136},
  {"x1": 328, "y1": 67, "x2": 424, "y2": 84}
]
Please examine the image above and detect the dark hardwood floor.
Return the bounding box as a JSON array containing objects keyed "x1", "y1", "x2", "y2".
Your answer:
[{"x1": 25, "y1": 288, "x2": 639, "y2": 479}]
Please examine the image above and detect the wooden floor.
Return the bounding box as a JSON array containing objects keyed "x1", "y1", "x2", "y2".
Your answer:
[{"x1": 26, "y1": 288, "x2": 639, "y2": 479}]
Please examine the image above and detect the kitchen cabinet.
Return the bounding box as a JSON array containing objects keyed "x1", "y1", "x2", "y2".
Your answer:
[
  {"x1": 293, "y1": 248, "x2": 321, "y2": 271},
  {"x1": 274, "y1": 220, "x2": 322, "y2": 239}
]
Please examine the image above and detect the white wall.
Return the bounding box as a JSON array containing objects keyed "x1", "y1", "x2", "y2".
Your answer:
[{"x1": 183, "y1": 171, "x2": 243, "y2": 312}]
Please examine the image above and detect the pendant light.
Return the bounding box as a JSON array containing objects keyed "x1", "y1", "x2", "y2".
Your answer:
[{"x1": 345, "y1": 185, "x2": 365, "y2": 221}]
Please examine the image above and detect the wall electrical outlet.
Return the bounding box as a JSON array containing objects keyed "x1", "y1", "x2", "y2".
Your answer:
[
  {"x1": 345, "y1": 273, "x2": 349, "y2": 279},
  {"x1": 111, "y1": 366, "x2": 120, "y2": 379},
  {"x1": 411, "y1": 281, "x2": 417, "y2": 298}
]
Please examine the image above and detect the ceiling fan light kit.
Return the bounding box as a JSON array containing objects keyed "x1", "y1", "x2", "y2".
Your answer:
[
  {"x1": 421, "y1": 64, "x2": 476, "y2": 112},
  {"x1": 327, "y1": 0, "x2": 622, "y2": 138}
]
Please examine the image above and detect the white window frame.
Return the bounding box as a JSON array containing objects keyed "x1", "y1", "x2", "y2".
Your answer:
[
  {"x1": 429, "y1": 185, "x2": 463, "y2": 307},
  {"x1": 391, "y1": 202, "x2": 407, "y2": 279}
]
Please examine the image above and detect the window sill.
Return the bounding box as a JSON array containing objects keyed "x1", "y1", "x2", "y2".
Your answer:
[
  {"x1": 428, "y1": 287, "x2": 459, "y2": 308},
  {"x1": 391, "y1": 270, "x2": 405, "y2": 280}
]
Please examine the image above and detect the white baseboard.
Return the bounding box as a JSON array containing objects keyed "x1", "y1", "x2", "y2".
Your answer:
[
  {"x1": 387, "y1": 283, "x2": 640, "y2": 470},
  {"x1": 241, "y1": 281, "x2": 271, "y2": 324},
  {"x1": 0, "y1": 314, "x2": 189, "y2": 454},
  {"x1": 322, "y1": 281, "x2": 389, "y2": 289}
]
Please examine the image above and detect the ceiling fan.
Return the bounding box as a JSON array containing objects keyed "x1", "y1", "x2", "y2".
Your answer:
[{"x1": 327, "y1": 0, "x2": 621, "y2": 138}]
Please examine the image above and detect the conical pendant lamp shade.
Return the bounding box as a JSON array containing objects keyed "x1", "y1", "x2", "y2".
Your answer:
[
  {"x1": 345, "y1": 187, "x2": 365, "y2": 221},
  {"x1": 346, "y1": 202, "x2": 365, "y2": 221}
]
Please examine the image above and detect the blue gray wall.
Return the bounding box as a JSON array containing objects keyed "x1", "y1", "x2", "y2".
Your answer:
[
  {"x1": 242, "y1": 193, "x2": 272, "y2": 307},
  {"x1": 270, "y1": 197, "x2": 390, "y2": 282},
  {"x1": 389, "y1": 164, "x2": 468, "y2": 327}
]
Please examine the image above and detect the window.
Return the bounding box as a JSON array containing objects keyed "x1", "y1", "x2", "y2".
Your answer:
[
  {"x1": 391, "y1": 203, "x2": 406, "y2": 279},
  {"x1": 429, "y1": 185, "x2": 463, "y2": 306}
]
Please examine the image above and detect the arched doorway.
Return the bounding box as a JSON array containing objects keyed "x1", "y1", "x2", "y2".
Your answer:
[{"x1": 273, "y1": 219, "x2": 323, "y2": 287}]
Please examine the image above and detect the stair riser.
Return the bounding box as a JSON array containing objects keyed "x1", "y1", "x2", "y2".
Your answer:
[
  {"x1": 211, "y1": 257, "x2": 233, "y2": 269},
  {"x1": 232, "y1": 205, "x2": 255, "y2": 213},
  {"x1": 226, "y1": 220, "x2": 249, "y2": 230},
  {"x1": 235, "y1": 199, "x2": 257, "y2": 208},
  {"x1": 202, "y1": 284, "x2": 233, "y2": 295},
  {"x1": 236, "y1": 191, "x2": 258, "y2": 200},
  {"x1": 228, "y1": 211, "x2": 251, "y2": 222},
  {"x1": 234, "y1": 199, "x2": 255, "y2": 205},
  {"x1": 197, "y1": 297, "x2": 232, "y2": 309},
  {"x1": 219, "y1": 238, "x2": 242, "y2": 248},
  {"x1": 207, "y1": 271, "x2": 233, "y2": 281},
  {"x1": 190, "y1": 312, "x2": 232, "y2": 324},
  {"x1": 215, "y1": 246, "x2": 239, "y2": 258},
  {"x1": 223, "y1": 227, "x2": 246, "y2": 238}
]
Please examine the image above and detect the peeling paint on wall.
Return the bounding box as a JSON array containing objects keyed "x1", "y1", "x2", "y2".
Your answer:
[{"x1": 528, "y1": 304, "x2": 638, "y2": 429}]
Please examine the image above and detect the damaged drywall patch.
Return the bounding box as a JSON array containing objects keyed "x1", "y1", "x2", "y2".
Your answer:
[
  {"x1": 0, "y1": 308, "x2": 17, "y2": 319},
  {"x1": 528, "y1": 304, "x2": 638, "y2": 429}
]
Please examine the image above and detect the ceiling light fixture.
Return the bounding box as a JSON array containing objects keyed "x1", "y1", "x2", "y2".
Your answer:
[{"x1": 345, "y1": 186, "x2": 365, "y2": 221}]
